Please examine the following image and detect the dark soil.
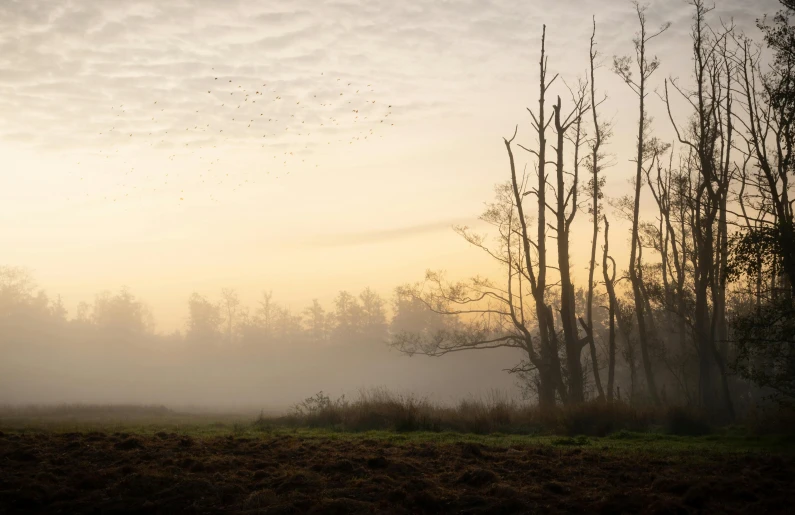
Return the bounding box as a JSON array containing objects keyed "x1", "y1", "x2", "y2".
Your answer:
[{"x1": 0, "y1": 431, "x2": 791, "y2": 514}]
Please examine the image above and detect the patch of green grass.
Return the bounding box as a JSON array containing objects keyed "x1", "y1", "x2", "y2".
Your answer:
[
  {"x1": 2, "y1": 409, "x2": 793, "y2": 457},
  {"x1": 552, "y1": 435, "x2": 590, "y2": 446}
]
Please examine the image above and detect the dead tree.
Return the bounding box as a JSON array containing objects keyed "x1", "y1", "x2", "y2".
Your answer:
[
  {"x1": 613, "y1": 1, "x2": 669, "y2": 406},
  {"x1": 389, "y1": 183, "x2": 558, "y2": 406},
  {"x1": 664, "y1": 0, "x2": 734, "y2": 419},
  {"x1": 393, "y1": 26, "x2": 596, "y2": 407},
  {"x1": 511, "y1": 25, "x2": 568, "y2": 406},
  {"x1": 602, "y1": 216, "x2": 618, "y2": 401},
  {"x1": 584, "y1": 17, "x2": 610, "y2": 401}
]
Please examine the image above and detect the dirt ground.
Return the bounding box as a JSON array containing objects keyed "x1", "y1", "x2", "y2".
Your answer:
[{"x1": 0, "y1": 431, "x2": 791, "y2": 514}]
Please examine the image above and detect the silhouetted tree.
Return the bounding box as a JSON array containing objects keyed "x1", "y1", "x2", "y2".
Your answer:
[
  {"x1": 664, "y1": 0, "x2": 735, "y2": 418},
  {"x1": 613, "y1": 1, "x2": 669, "y2": 406},
  {"x1": 585, "y1": 17, "x2": 611, "y2": 401}
]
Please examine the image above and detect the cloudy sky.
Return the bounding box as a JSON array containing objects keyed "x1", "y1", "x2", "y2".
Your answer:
[{"x1": 0, "y1": 0, "x2": 781, "y2": 331}]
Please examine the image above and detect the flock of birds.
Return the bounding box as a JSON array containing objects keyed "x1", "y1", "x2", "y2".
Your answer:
[{"x1": 72, "y1": 70, "x2": 397, "y2": 204}]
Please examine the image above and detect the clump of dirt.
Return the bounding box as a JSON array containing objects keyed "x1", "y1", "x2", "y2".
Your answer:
[
  {"x1": 366, "y1": 455, "x2": 388, "y2": 469},
  {"x1": 457, "y1": 467, "x2": 499, "y2": 487},
  {"x1": 113, "y1": 437, "x2": 143, "y2": 450},
  {"x1": 0, "y1": 432, "x2": 791, "y2": 514}
]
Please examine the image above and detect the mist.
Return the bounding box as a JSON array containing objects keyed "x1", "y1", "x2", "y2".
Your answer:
[{"x1": 0, "y1": 268, "x2": 518, "y2": 410}]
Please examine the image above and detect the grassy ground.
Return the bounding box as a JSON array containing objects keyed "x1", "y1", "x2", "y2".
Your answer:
[
  {"x1": 1, "y1": 405, "x2": 793, "y2": 513},
  {"x1": 1, "y1": 406, "x2": 793, "y2": 455}
]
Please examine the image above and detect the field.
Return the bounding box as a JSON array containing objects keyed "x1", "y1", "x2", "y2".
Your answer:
[{"x1": 1, "y1": 406, "x2": 793, "y2": 514}]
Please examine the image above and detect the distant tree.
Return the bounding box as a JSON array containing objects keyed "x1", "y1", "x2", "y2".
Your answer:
[
  {"x1": 359, "y1": 288, "x2": 388, "y2": 342},
  {"x1": 220, "y1": 288, "x2": 241, "y2": 344},
  {"x1": 0, "y1": 267, "x2": 67, "y2": 346},
  {"x1": 186, "y1": 292, "x2": 222, "y2": 345},
  {"x1": 331, "y1": 291, "x2": 363, "y2": 342},
  {"x1": 75, "y1": 301, "x2": 92, "y2": 325},
  {"x1": 256, "y1": 291, "x2": 278, "y2": 341},
  {"x1": 389, "y1": 287, "x2": 447, "y2": 339},
  {"x1": 303, "y1": 299, "x2": 330, "y2": 344},
  {"x1": 0, "y1": 266, "x2": 35, "y2": 311},
  {"x1": 51, "y1": 295, "x2": 68, "y2": 323},
  {"x1": 274, "y1": 306, "x2": 302, "y2": 342},
  {"x1": 92, "y1": 288, "x2": 154, "y2": 337}
]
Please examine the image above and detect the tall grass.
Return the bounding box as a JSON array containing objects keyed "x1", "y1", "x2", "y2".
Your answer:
[{"x1": 255, "y1": 388, "x2": 673, "y2": 436}]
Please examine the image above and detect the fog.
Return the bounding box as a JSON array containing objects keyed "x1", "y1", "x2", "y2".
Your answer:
[{"x1": 0, "y1": 269, "x2": 518, "y2": 411}]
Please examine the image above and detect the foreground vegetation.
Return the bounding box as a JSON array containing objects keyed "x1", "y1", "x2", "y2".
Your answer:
[
  {"x1": 1, "y1": 405, "x2": 793, "y2": 514},
  {"x1": 2, "y1": 395, "x2": 794, "y2": 454},
  {"x1": 2, "y1": 401, "x2": 792, "y2": 513}
]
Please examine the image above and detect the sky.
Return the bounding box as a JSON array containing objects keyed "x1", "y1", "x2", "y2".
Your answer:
[{"x1": 0, "y1": 0, "x2": 782, "y2": 332}]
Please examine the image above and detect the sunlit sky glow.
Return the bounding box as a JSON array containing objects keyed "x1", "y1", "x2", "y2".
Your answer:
[{"x1": 0, "y1": 0, "x2": 779, "y2": 331}]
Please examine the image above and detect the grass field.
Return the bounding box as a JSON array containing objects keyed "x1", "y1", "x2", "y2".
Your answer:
[{"x1": 1, "y1": 404, "x2": 793, "y2": 514}]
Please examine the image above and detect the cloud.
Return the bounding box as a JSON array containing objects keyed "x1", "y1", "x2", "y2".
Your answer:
[
  {"x1": 296, "y1": 217, "x2": 475, "y2": 248},
  {"x1": 0, "y1": 0, "x2": 780, "y2": 156}
]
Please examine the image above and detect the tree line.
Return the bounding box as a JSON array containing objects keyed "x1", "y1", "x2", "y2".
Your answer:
[
  {"x1": 0, "y1": 265, "x2": 445, "y2": 351},
  {"x1": 392, "y1": 0, "x2": 795, "y2": 419}
]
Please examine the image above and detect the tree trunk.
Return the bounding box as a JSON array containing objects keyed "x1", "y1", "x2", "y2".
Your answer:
[
  {"x1": 602, "y1": 217, "x2": 617, "y2": 402},
  {"x1": 587, "y1": 18, "x2": 605, "y2": 400},
  {"x1": 630, "y1": 73, "x2": 661, "y2": 406},
  {"x1": 553, "y1": 96, "x2": 585, "y2": 404}
]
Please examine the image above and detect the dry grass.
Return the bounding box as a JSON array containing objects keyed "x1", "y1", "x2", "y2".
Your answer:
[
  {"x1": 4, "y1": 392, "x2": 791, "y2": 439},
  {"x1": 255, "y1": 388, "x2": 695, "y2": 437}
]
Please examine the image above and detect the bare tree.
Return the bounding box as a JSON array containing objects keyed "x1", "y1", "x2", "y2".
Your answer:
[
  {"x1": 664, "y1": 0, "x2": 735, "y2": 418},
  {"x1": 551, "y1": 83, "x2": 591, "y2": 402},
  {"x1": 391, "y1": 183, "x2": 553, "y2": 402},
  {"x1": 602, "y1": 216, "x2": 618, "y2": 401},
  {"x1": 585, "y1": 17, "x2": 611, "y2": 400},
  {"x1": 613, "y1": 1, "x2": 670, "y2": 406},
  {"x1": 510, "y1": 25, "x2": 569, "y2": 405}
]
